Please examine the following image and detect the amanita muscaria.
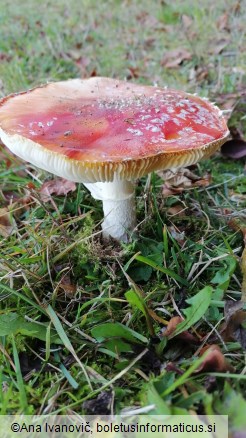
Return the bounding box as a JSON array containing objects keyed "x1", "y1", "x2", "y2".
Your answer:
[{"x1": 0, "y1": 77, "x2": 229, "y2": 241}]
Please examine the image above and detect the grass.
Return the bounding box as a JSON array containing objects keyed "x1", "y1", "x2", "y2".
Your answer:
[{"x1": 0, "y1": 0, "x2": 246, "y2": 434}]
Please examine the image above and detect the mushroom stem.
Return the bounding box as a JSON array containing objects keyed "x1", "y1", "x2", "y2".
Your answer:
[{"x1": 84, "y1": 179, "x2": 136, "y2": 242}]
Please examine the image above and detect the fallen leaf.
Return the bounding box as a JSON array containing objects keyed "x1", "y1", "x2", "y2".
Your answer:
[
  {"x1": 221, "y1": 301, "x2": 246, "y2": 349},
  {"x1": 148, "y1": 308, "x2": 168, "y2": 326},
  {"x1": 216, "y1": 13, "x2": 230, "y2": 32},
  {"x1": 158, "y1": 167, "x2": 211, "y2": 196},
  {"x1": 215, "y1": 89, "x2": 246, "y2": 112},
  {"x1": 75, "y1": 57, "x2": 91, "y2": 73},
  {"x1": 126, "y1": 66, "x2": 141, "y2": 80},
  {"x1": 167, "y1": 204, "x2": 187, "y2": 217},
  {"x1": 195, "y1": 345, "x2": 234, "y2": 373},
  {"x1": 227, "y1": 218, "x2": 246, "y2": 238},
  {"x1": 224, "y1": 300, "x2": 244, "y2": 322},
  {"x1": 57, "y1": 268, "x2": 77, "y2": 296},
  {"x1": 221, "y1": 139, "x2": 246, "y2": 159},
  {"x1": 189, "y1": 65, "x2": 209, "y2": 83},
  {"x1": 161, "y1": 316, "x2": 198, "y2": 343},
  {"x1": 162, "y1": 184, "x2": 182, "y2": 197},
  {"x1": 161, "y1": 48, "x2": 192, "y2": 69},
  {"x1": 162, "y1": 316, "x2": 183, "y2": 337},
  {"x1": 0, "y1": 207, "x2": 16, "y2": 237},
  {"x1": 168, "y1": 225, "x2": 186, "y2": 245},
  {"x1": 40, "y1": 178, "x2": 76, "y2": 202},
  {"x1": 181, "y1": 14, "x2": 193, "y2": 30},
  {"x1": 209, "y1": 38, "x2": 230, "y2": 55},
  {"x1": 0, "y1": 52, "x2": 12, "y2": 61}
]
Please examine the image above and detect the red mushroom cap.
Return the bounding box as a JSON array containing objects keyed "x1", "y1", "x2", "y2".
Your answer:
[{"x1": 0, "y1": 77, "x2": 229, "y2": 182}]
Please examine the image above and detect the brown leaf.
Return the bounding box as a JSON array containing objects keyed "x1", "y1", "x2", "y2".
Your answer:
[
  {"x1": 162, "y1": 316, "x2": 183, "y2": 337},
  {"x1": 158, "y1": 167, "x2": 211, "y2": 196},
  {"x1": 162, "y1": 316, "x2": 198, "y2": 343},
  {"x1": 40, "y1": 178, "x2": 76, "y2": 202},
  {"x1": 189, "y1": 65, "x2": 209, "y2": 83},
  {"x1": 168, "y1": 225, "x2": 186, "y2": 245},
  {"x1": 227, "y1": 218, "x2": 246, "y2": 239},
  {"x1": 221, "y1": 301, "x2": 246, "y2": 349},
  {"x1": 195, "y1": 344, "x2": 234, "y2": 373},
  {"x1": 221, "y1": 139, "x2": 246, "y2": 159},
  {"x1": 58, "y1": 270, "x2": 77, "y2": 296},
  {"x1": 0, "y1": 52, "x2": 12, "y2": 61},
  {"x1": 225, "y1": 300, "x2": 244, "y2": 322},
  {"x1": 167, "y1": 204, "x2": 186, "y2": 217},
  {"x1": 161, "y1": 48, "x2": 192, "y2": 69},
  {"x1": 216, "y1": 13, "x2": 230, "y2": 32},
  {"x1": 209, "y1": 38, "x2": 230, "y2": 55},
  {"x1": 126, "y1": 66, "x2": 141, "y2": 80},
  {"x1": 215, "y1": 89, "x2": 246, "y2": 111},
  {"x1": 0, "y1": 207, "x2": 16, "y2": 237},
  {"x1": 148, "y1": 308, "x2": 169, "y2": 326},
  {"x1": 59, "y1": 280, "x2": 77, "y2": 296},
  {"x1": 181, "y1": 14, "x2": 193, "y2": 30}
]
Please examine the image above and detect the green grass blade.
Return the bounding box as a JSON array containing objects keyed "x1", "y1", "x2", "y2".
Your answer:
[
  {"x1": 135, "y1": 254, "x2": 189, "y2": 286},
  {"x1": 45, "y1": 305, "x2": 92, "y2": 389},
  {"x1": 11, "y1": 335, "x2": 28, "y2": 413}
]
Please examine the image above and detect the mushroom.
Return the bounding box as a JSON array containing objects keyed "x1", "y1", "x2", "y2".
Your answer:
[{"x1": 0, "y1": 77, "x2": 229, "y2": 241}]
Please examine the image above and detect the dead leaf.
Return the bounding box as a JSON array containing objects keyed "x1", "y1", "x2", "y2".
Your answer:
[
  {"x1": 216, "y1": 13, "x2": 230, "y2": 32},
  {"x1": 161, "y1": 316, "x2": 198, "y2": 343},
  {"x1": 158, "y1": 167, "x2": 211, "y2": 196},
  {"x1": 148, "y1": 308, "x2": 169, "y2": 326},
  {"x1": 227, "y1": 218, "x2": 246, "y2": 238},
  {"x1": 209, "y1": 38, "x2": 230, "y2": 55},
  {"x1": 162, "y1": 184, "x2": 182, "y2": 197},
  {"x1": 168, "y1": 225, "x2": 186, "y2": 245},
  {"x1": 0, "y1": 52, "x2": 12, "y2": 62},
  {"x1": 189, "y1": 65, "x2": 209, "y2": 83},
  {"x1": 58, "y1": 275, "x2": 77, "y2": 296},
  {"x1": 215, "y1": 89, "x2": 246, "y2": 111},
  {"x1": 161, "y1": 48, "x2": 192, "y2": 69},
  {"x1": 221, "y1": 139, "x2": 246, "y2": 159},
  {"x1": 167, "y1": 204, "x2": 187, "y2": 217},
  {"x1": 40, "y1": 178, "x2": 76, "y2": 202},
  {"x1": 0, "y1": 207, "x2": 16, "y2": 237},
  {"x1": 126, "y1": 66, "x2": 141, "y2": 80},
  {"x1": 195, "y1": 344, "x2": 234, "y2": 373},
  {"x1": 162, "y1": 316, "x2": 183, "y2": 337},
  {"x1": 181, "y1": 14, "x2": 193, "y2": 30},
  {"x1": 221, "y1": 301, "x2": 246, "y2": 349}
]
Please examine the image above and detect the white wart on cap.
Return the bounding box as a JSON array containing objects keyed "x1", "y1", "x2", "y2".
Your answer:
[{"x1": 0, "y1": 77, "x2": 229, "y2": 241}]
